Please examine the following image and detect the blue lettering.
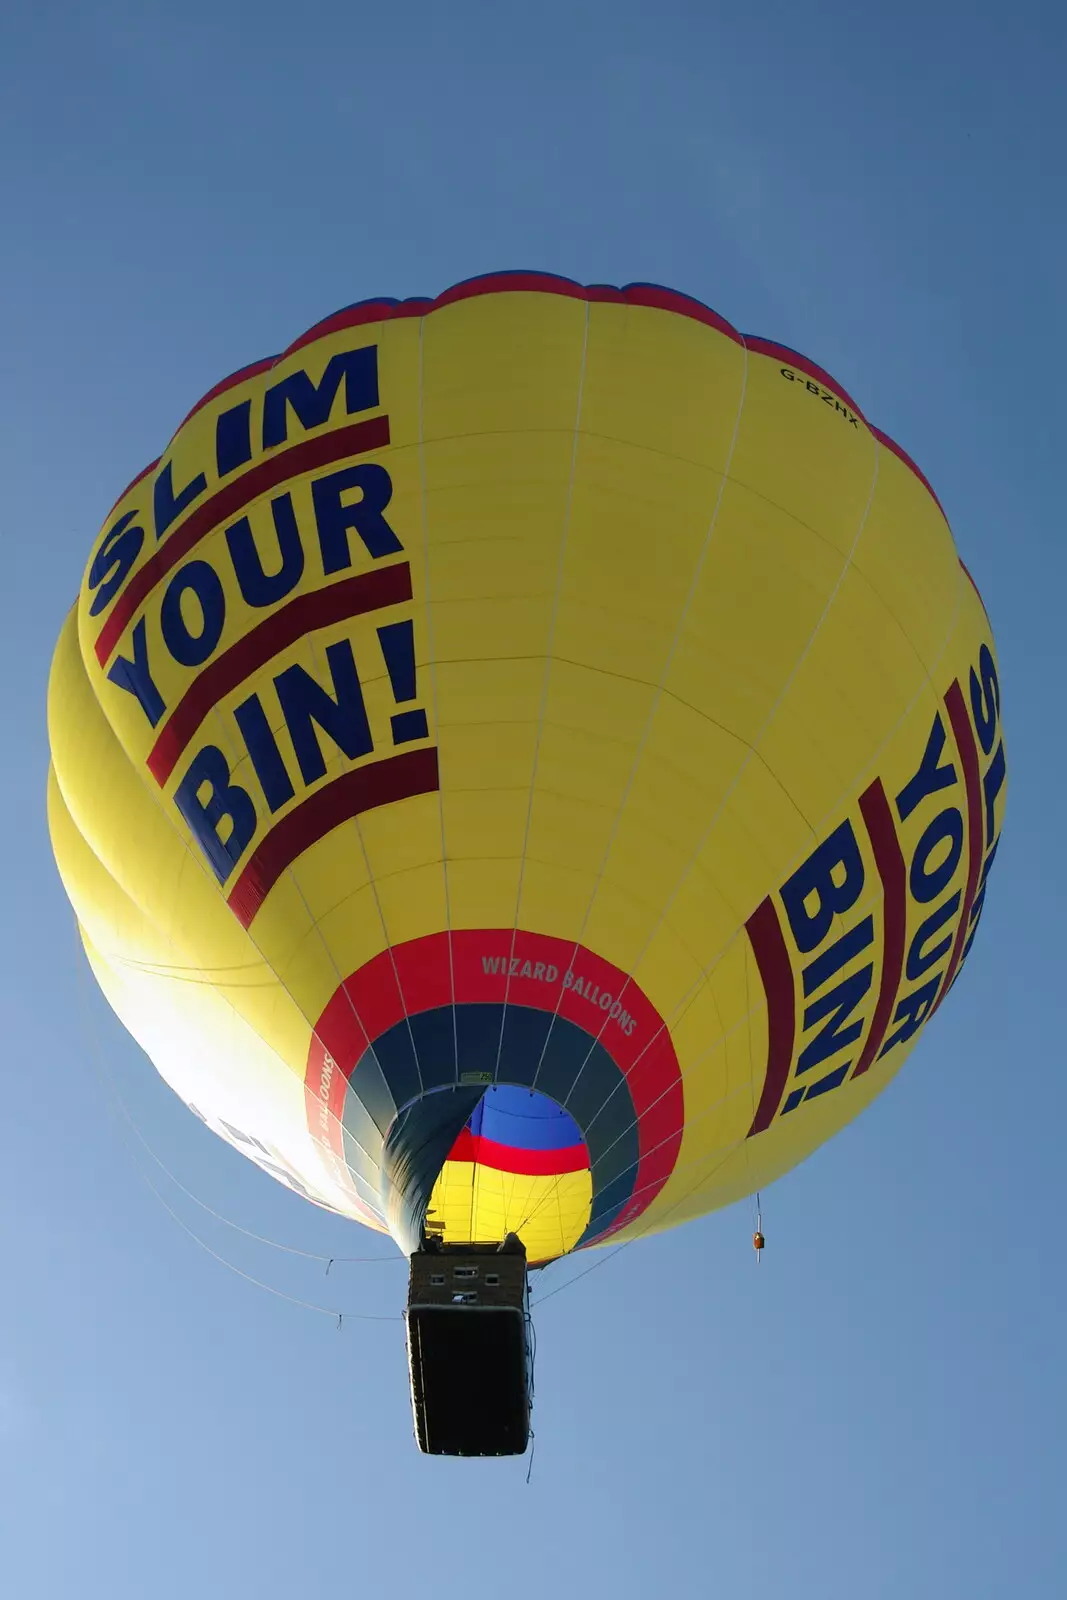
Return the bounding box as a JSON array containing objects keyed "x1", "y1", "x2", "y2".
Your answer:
[
  {"x1": 275, "y1": 639, "x2": 373, "y2": 785},
  {"x1": 982, "y1": 741, "x2": 1006, "y2": 847},
  {"x1": 226, "y1": 493, "x2": 305, "y2": 608},
  {"x1": 801, "y1": 915, "x2": 874, "y2": 997},
  {"x1": 880, "y1": 976, "x2": 939, "y2": 1057},
  {"x1": 215, "y1": 399, "x2": 253, "y2": 477},
  {"x1": 781, "y1": 821, "x2": 865, "y2": 955},
  {"x1": 909, "y1": 807, "x2": 964, "y2": 904},
  {"x1": 174, "y1": 745, "x2": 257, "y2": 883},
  {"x1": 312, "y1": 463, "x2": 403, "y2": 572},
  {"x1": 896, "y1": 713, "x2": 956, "y2": 823},
  {"x1": 796, "y1": 964, "x2": 873, "y2": 1074},
  {"x1": 377, "y1": 618, "x2": 428, "y2": 743},
  {"x1": 905, "y1": 891, "x2": 960, "y2": 982},
  {"x1": 153, "y1": 459, "x2": 208, "y2": 539},
  {"x1": 87, "y1": 510, "x2": 144, "y2": 617},
  {"x1": 233, "y1": 693, "x2": 295, "y2": 812},
  {"x1": 968, "y1": 644, "x2": 1000, "y2": 756},
  {"x1": 160, "y1": 560, "x2": 226, "y2": 667},
  {"x1": 106, "y1": 617, "x2": 166, "y2": 727},
  {"x1": 262, "y1": 347, "x2": 379, "y2": 450}
]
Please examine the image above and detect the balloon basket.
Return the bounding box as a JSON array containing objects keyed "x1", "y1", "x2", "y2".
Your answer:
[{"x1": 405, "y1": 1234, "x2": 533, "y2": 1457}]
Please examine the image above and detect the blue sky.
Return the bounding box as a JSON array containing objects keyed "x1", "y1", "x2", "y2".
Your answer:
[{"x1": 2, "y1": 3, "x2": 1064, "y2": 1595}]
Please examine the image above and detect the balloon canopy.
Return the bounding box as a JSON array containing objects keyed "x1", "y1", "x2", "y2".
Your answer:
[{"x1": 47, "y1": 273, "x2": 1006, "y2": 1265}]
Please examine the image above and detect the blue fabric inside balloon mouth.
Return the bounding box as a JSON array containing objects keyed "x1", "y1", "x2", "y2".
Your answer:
[{"x1": 468, "y1": 1085, "x2": 584, "y2": 1153}]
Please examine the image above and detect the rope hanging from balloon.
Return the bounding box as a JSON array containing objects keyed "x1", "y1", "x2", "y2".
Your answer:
[{"x1": 71, "y1": 926, "x2": 403, "y2": 1323}]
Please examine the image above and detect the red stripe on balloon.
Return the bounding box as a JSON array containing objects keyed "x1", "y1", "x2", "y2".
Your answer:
[
  {"x1": 285, "y1": 301, "x2": 428, "y2": 354},
  {"x1": 173, "y1": 357, "x2": 280, "y2": 433},
  {"x1": 958, "y1": 558, "x2": 990, "y2": 620},
  {"x1": 147, "y1": 561, "x2": 412, "y2": 783},
  {"x1": 337, "y1": 930, "x2": 675, "y2": 1080},
  {"x1": 932, "y1": 681, "x2": 984, "y2": 1013},
  {"x1": 870, "y1": 426, "x2": 947, "y2": 519},
  {"x1": 445, "y1": 1129, "x2": 589, "y2": 1177},
  {"x1": 852, "y1": 779, "x2": 908, "y2": 1078},
  {"x1": 93, "y1": 413, "x2": 391, "y2": 665},
  {"x1": 745, "y1": 895, "x2": 797, "y2": 1137},
  {"x1": 226, "y1": 747, "x2": 439, "y2": 927}
]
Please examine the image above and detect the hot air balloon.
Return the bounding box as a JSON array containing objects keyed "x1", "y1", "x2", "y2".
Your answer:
[{"x1": 47, "y1": 272, "x2": 1006, "y2": 1455}]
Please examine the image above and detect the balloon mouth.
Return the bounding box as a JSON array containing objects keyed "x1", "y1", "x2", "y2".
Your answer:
[
  {"x1": 384, "y1": 1084, "x2": 592, "y2": 1260},
  {"x1": 302, "y1": 929, "x2": 685, "y2": 1254}
]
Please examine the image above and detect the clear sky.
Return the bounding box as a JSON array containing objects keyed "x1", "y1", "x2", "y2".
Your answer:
[{"x1": 1, "y1": 3, "x2": 1064, "y2": 1596}]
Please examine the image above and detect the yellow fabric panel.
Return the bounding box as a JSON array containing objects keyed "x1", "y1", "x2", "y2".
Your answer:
[
  {"x1": 48, "y1": 610, "x2": 315, "y2": 1076},
  {"x1": 427, "y1": 1162, "x2": 592, "y2": 1265},
  {"x1": 49, "y1": 767, "x2": 368, "y2": 1218}
]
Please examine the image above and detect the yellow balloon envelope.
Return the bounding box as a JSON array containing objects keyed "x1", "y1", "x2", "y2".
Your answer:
[{"x1": 47, "y1": 273, "x2": 1006, "y2": 1265}]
